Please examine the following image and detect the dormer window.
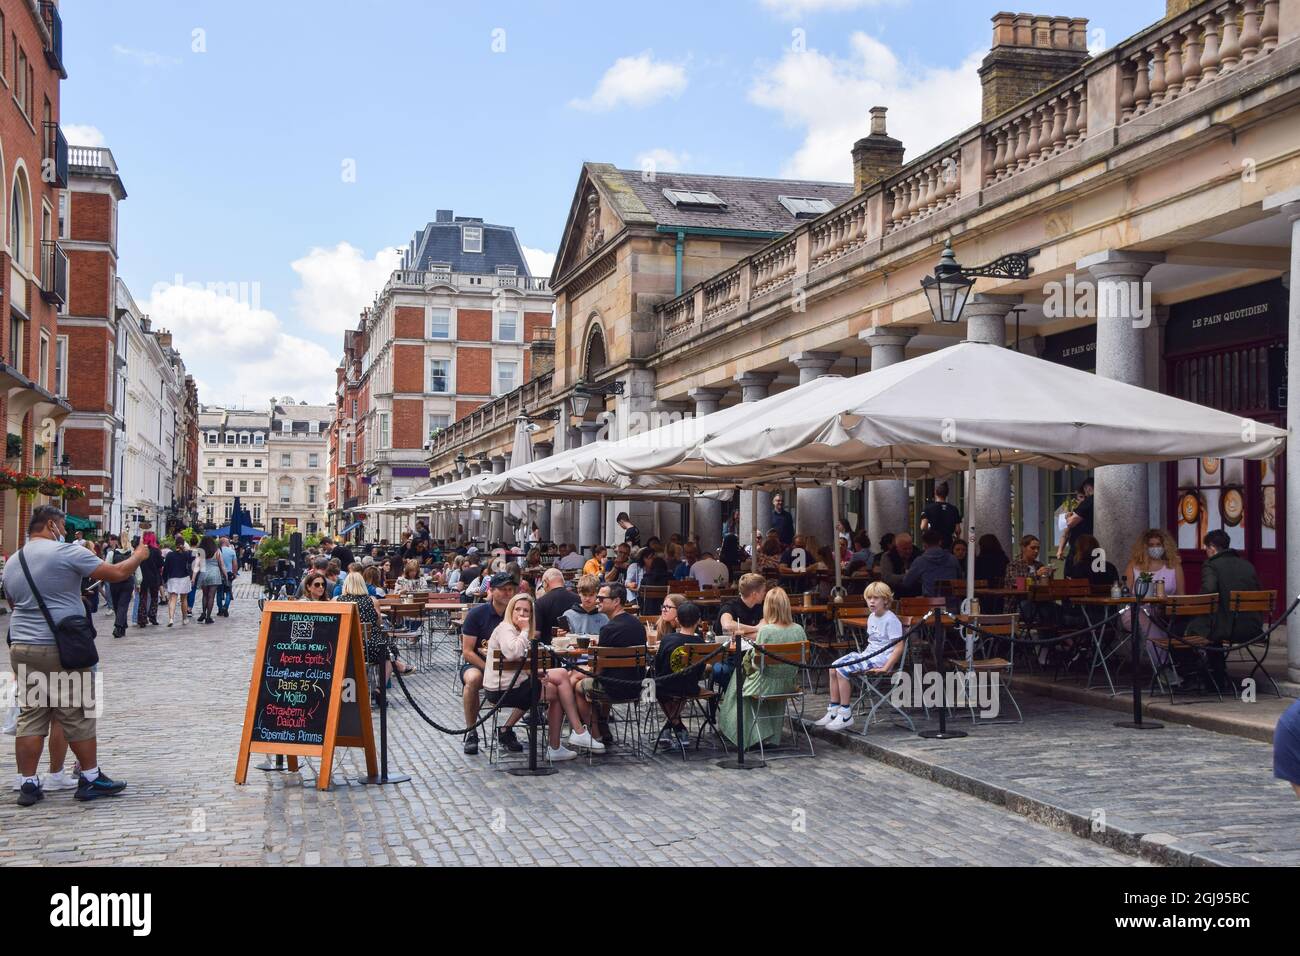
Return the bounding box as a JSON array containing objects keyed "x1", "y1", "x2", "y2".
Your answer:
[
  {"x1": 662, "y1": 188, "x2": 726, "y2": 210},
  {"x1": 495, "y1": 265, "x2": 516, "y2": 276},
  {"x1": 462, "y1": 226, "x2": 482, "y2": 253},
  {"x1": 778, "y1": 196, "x2": 836, "y2": 219}
]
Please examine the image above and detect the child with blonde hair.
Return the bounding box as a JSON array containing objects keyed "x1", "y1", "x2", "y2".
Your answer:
[{"x1": 816, "y1": 581, "x2": 906, "y2": 732}]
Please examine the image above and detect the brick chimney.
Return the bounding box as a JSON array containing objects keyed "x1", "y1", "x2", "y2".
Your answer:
[
  {"x1": 156, "y1": 330, "x2": 172, "y2": 349},
  {"x1": 850, "y1": 107, "x2": 905, "y2": 194},
  {"x1": 979, "y1": 13, "x2": 1090, "y2": 122},
  {"x1": 529, "y1": 327, "x2": 555, "y2": 378}
]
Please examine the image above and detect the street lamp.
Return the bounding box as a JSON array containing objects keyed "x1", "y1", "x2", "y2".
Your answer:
[
  {"x1": 921, "y1": 239, "x2": 1034, "y2": 325},
  {"x1": 58, "y1": 452, "x2": 71, "y2": 511},
  {"x1": 569, "y1": 379, "x2": 624, "y2": 422}
]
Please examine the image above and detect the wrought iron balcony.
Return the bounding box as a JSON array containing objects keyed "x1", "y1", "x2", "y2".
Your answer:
[
  {"x1": 40, "y1": 240, "x2": 67, "y2": 306},
  {"x1": 40, "y1": 2, "x2": 65, "y2": 76},
  {"x1": 43, "y1": 122, "x2": 68, "y2": 188}
]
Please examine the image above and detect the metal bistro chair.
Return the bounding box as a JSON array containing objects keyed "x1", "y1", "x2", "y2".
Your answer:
[
  {"x1": 1145, "y1": 593, "x2": 1221, "y2": 702},
  {"x1": 742, "y1": 640, "x2": 813, "y2": 762},
  {"x1": 846, "y1": 627, "x2": 915, "y2": 734},
  {"x1": 382, "y1": 602, "x2": 425, "y2": 670},
  {"x1": 1226, "y1": 590, "x2": 1282, "y2": 697},
  {"x1": 585, "y1": 645, "x2": 650, "y2": 760},
  {"x1": 948, "y1": 612, "x2": 1022, "y2": 724}
]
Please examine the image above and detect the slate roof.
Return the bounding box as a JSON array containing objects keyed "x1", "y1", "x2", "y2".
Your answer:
[
  {"x1": 401, "y1": 212, "x2": 532, "y2": 276},
  {"x1": 611, "y1": 169, "x2": 853, "y2": 232}
]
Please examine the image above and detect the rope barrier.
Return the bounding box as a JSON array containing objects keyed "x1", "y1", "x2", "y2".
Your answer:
[
  {"x1": 943, "y1": 608, "x2": 1128, "y2": 647},
  {"x1": 746, "y1": 611, "x2": 938, "y2": 671},
  {"x1": 389, "y1": 651, "x2": 528, "y2": 737},
  {"x1": 1173, "y1": 595, "x2": 1300, "y2": 656}
]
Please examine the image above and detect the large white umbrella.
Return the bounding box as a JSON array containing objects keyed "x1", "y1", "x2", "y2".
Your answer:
[{"x1": 506, "y1": 419, "x2": 536, "y2": 548}]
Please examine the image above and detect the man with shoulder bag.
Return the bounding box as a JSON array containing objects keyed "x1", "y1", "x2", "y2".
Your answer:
[{"x1": 4, "y1": 505, "x2": 147, "y2": 807}]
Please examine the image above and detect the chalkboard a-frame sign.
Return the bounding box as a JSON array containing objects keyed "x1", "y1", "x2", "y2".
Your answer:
[{"x1": 235, "y1": 601, "x2": 377, "y2": 790}]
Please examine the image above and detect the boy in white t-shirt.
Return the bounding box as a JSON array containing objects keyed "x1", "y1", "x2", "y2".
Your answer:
[{"x1": 816, "y1": 581, "x2": 906, "y2": 732}]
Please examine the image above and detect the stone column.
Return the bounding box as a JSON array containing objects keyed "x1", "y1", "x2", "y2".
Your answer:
[
  {"x1": 961, "y1": 295, "x2": 1021, "y2": 554},
  {"x1": 1077, "y1": 250, "x2": 1163, "y2": 566},
  {"x1": 577, "y1": 422, "x2": 603, "y2": 552},
  {"x1": 734, "y1": 371, "x2": 778, "y2": 550},
  {"x1": 789, "y1": 352, "x2": 840, "y2": 550},
  {"x1": 468, "y1": 461, "x2": 484, "y2": 542},
  {"x1": 488, "y1": 455, "x2": 507, "y2": 545},
  {"x1": 534, "y1": 440, "x2": 553, "y2": 546},
  {"x1": 1263, "y1": 188, "x2": 1300, "y2": 682},
  {"x1": 549, "y1": 424, "x2": 579, "y2": 548},
  {"x1": 858, "y1": 327, "x2": 917, "y2": 542},
  {"x1": 688, "y1": 387, "x2": 727, "y2": 553},
  {"x1": 653, "y1": 400, "x2": 691, "y2": 542}
]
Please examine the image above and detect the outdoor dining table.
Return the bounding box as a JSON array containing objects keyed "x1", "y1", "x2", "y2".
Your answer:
[{"x1": 1071, "y1": 594, "x2": 1178, "y2": 697}]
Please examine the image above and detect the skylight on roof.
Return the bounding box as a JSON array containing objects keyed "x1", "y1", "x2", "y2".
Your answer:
[
  {"x1": 779, "y1": 196, "x2": 836, "y2": 218},
  {"x1": 662, "y1": 188, "x2": 726, "y2": 210}
]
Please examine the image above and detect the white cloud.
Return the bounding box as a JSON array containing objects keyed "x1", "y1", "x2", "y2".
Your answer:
[
  {"x1": 635, "y1": 148, "x2": 692, "y2": 174},
  {"x1": 112, "y1": 44, "x2": 181, "y2": 68},
  {"x1": 569, "y1": 52, "x2": 687, "y2": 111},
  {"x1": 289, "y1": 242, "x2": 402, "y2": 338},
  {"x1": 62, "y1": 124, "x2": 105, "y2": 148},
  {"x1": 141, "y1": 281, "x2": 336, "y2": 407},
  {"x1": 749, "y1": 31, "x2": 983, "y2": 180},
  {"x1": 759, "y1": 0, "x2": 902, "y2": 17},
  {"x1": 522, "y1": 246, "x2": 556, "y2": 279}
]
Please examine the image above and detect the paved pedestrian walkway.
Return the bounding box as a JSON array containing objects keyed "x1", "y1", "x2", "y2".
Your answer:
[
  {"x1": 803, "y1": 685, "x2": 1299, "y2": 866},
  {"x1": 0, "y1": 580, "x2": 1143, "y2": 866}
]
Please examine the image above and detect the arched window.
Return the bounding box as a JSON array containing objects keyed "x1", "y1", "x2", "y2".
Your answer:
[
  {"x1": 10, "y1": 169, "x2": 30, "y2": 270},
  {"x1": 583, "y1": 320, "x2": 607, "y2": 379}
]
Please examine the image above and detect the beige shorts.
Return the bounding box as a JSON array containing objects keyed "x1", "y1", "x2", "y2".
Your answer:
[{"x1": 8, "y1": 643, "x2": 98, "y2": 742}]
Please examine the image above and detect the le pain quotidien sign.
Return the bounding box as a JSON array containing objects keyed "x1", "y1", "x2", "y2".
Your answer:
[{"x1": 235, "y1": 602, "x2": 377, "y2": 790}]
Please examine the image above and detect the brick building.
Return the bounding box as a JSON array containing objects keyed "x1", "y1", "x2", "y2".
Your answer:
[
  {"x1": 0, "y1": 0, "x2": 70, "y2": 552},
  {"x1": 329, "y1": 211, "x2": 553, "y2": 538},
  {"x1": 58, "y1": 141, "x2": 124, "y2": 534}
]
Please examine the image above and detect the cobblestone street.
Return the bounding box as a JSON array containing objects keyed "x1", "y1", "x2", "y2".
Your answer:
[{"x1": 0, "y1": 577, "x2": 1147, "y2": 866}]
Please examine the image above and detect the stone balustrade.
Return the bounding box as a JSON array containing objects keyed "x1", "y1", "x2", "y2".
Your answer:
[
  {"x1": 1119, "y1": 0, "x2": 1280, "y2": 123},
  {"x1": 809, "y1": 193, "x2": 871, "y2": 268},
  {"x1": 984, "y1": 82, "x2": 1087, "y2": 185},
  {"x1": 702, "y1": 266, "x2": 743, "y2": 321},
  {"x1": 750, "y1": 238, "x2": 798, "y2": 297},
  {"x1": 660, "y1": 294, "x2": 698, "y2": 340},
  {"x1": 886, "y1": 146, "x2": 960, "y2": 234}
]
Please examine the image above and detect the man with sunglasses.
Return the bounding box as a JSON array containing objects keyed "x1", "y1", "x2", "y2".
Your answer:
[
  {"x1": 5, "y1": 506, "x2": 147, "y2": 807},
  {"x1": 574, "y1": 582, "x2": 647, "y2": 746}
]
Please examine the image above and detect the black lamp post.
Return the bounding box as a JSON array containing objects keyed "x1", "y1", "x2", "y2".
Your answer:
[
  {"x1": 921, "y1": 240, "x2": 1034, "y2": 325},
  {"x1": 58, "y1": 452, "x2": 71, "y2": 512}
]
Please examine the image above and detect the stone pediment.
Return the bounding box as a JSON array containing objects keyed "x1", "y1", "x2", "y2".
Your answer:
[{"x1": 553, "y1": 163, "x2": 654, "y2": 284}]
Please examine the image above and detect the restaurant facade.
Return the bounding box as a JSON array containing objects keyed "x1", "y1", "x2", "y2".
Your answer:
[{"x1": 427, "y1": 0, "x2": 1300, "y2": 681}]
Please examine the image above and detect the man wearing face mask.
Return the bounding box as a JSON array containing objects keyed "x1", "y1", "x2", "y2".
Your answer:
[{"x1": 1185, "y1": 528, "x2": 1261, "y2": 693}]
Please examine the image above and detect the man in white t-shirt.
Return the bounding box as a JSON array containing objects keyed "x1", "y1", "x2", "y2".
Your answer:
[
  {"x1": 689, "y1": 549, "x2": 729, "y2": 588},
  {"x1": 556, "y1": 544, "x2": 585, "y2": 572}
]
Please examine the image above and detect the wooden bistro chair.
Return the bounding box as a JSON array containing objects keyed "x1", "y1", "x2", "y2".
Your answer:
[
  {"x1": 1144, "y1": 593, "x2": 1220, "y2": 702},
  {"x1": 1226, "y1": 590, "x2": 1282, "y2": 697},
  {"x1": 639, "y1": 585, "x2": 669, "y2": 617},
  {"x1": 736, "y1": 640, "x2": 813, "y2": 761},
  {"x1": 947, "y1": 612, "x2": 1022, "y2": 724},
  {"x1": 585, "y1": 645, "x2": 650, "y2": 759},
  {"x1": 896, "y1": 596, "x2": 946, "y2": 666},
  {"x1": 846, "y1": 626, "x2": 915, "y2": 734},
  {"x1": 485, "y1": 648, "x2": 554, "y2": 767},
  {"x1": 652, "y1": 642, "x2": 729, "y2": 760},
  {"x1": 382, "y1": 602, "x2": 427, "y2": 668}
]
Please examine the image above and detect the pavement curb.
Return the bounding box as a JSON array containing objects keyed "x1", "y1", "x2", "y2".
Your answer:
[
  {"x1": 1013, "y1": 676, "x2": 1278, "y2": 744},
  {"x1": 803, "y1": 720, "x2": 1258, "y2": 867}
]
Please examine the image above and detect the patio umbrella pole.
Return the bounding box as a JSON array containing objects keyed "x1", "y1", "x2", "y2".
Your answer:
[
  {"x1": 509, "y1": 638, "x2": 557, "y2": 776},
  {"x1": 919, "y1": 452, "x2": 973, "y2": 740},
  {"x1": 750, "y1": 483, "x2": 758, "y2": 573},
  {"x1": 830, "y1": 470, "x2": 844, "y2": 635},
  {"x1": 1115, "y1": 586, "x2": 1163, "y2": 730}
]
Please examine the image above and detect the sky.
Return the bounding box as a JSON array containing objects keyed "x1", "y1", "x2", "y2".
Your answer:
[{"x1": 61, "y1": 0, "x2": 1159, "y2": 409}]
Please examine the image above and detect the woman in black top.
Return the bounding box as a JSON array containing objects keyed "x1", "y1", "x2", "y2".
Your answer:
[
  {"x1": 335, "y1": 571, "x2": 416, "y2": 686},
  {"x1": 1063, "y1": 533, "x2": 1119, "y2": 586},
  {"x1": 973, "y1": 534, "x2": 1010, "y2": 613}
]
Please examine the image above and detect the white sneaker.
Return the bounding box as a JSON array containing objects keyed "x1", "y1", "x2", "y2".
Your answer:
[
  {"x1": 11, "y1": 773, "x2": 20, "y2": 792},
  {"x1": 546, "y1": 745, "x2": 578, "y2": 762},
  {"x1": 825, "y1": 713, "x2": 854, "y2": 732},
  {"x1": 43, "y1": 769, "x2": 79, "y2": 791},
  {"x1": 567, "y1": 729, "x2": 605, "y2": 753},
  {"x1": 813, "y1": 710, "x2": 839, "y2": 727}
]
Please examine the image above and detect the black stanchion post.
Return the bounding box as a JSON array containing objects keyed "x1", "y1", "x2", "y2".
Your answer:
[
  {"x1": 509, "y1": 636, "x2": 556, "y2": 776},
  {"x1": 358, "y1": 646, "x2": 412, "y2": 784},
  {"x1": 920, "y1": 610, "x2": 967, "y2": 740},
  {"x1": 1116, "y1": 590, "x2": 1162, "y2": 730},
  {"x1": 256, "y1": 753, "x2": 286, "y2": 772},
  {"x1": 718, "y1": 629, "x2": 763, "y2": 770}
]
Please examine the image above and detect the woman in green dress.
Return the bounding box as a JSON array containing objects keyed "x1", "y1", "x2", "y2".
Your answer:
[{"x1": 718, "y1": 587, "x2": 804, "y2": 750}]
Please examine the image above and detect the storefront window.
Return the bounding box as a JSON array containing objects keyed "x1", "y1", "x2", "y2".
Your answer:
[{"x1": 1176, "y1": 457, "x2": 1246, "y2": 552}]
